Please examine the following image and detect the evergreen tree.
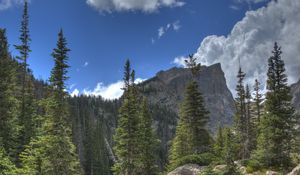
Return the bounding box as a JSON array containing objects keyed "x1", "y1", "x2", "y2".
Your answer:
[
  {"x1": 0, "y1": 28, "x2": 19, "y2": 160},
  {"x1": 223, "y1": 128, "x2": 240, "y2": 175},
  {"x1": 234, "y1": 66, "x2": 248, "y2": 159},
  {"x1": 136, "y1": 98, "x2": 158, "y2": 175},
  {"x1": 253, "y1": 79, "x2": 263, "y2": 123},
  {"x1": 255, "y1": 42, "x2": 296, "y2": 169},
  {"x1": 20, "y1": 30, "x2": 82, "y2": 175},
  {"x1": 168, "y1": 55, "x2": 210, "y2": 169},
  {"x1": 14, "y1": 1, "x2": 36, "y2": 161},
  {"x1": 213, "y1": 126, "x2": 225, "y2": 160},
  {"x1": 113, "y1": 60, "x2": 140, "y2": 175}
]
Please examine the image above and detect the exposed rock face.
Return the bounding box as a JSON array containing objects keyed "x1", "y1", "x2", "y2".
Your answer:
[
  {"x1": 70, "y1": 63, "x2": 236, "y2": 173},
  {"x1": 167, "y1": 164, "x2": 206, "y2": 175},
  {"x1": 287, "y1": 164, "x2": 300, "y2": 175},
  {"x1": 291, "y1": 79, "x2": 300, "y2": 115},
  {"x1": 140, "y1": 63, "x2": 236, "y2": 133}
]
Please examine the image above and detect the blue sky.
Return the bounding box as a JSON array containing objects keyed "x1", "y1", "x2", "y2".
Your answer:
[{"x1": 3, "y1": 0, "x2": 297, "y2": 99}]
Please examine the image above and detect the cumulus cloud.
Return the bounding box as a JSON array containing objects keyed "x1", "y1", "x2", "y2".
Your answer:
[
  {"x1": 0, "y1": 0, "x2": 25, "y2": 10},
  {"x1": 175, "y1": 0, "x2": 300, "y2": 95},
  {"x1": 70, "y1": 89, "x2": 80, "y2": 97},
  {"x1": 86, "y1": 0, "x2": 185, "y2": 13},
  {"x1": 81, "y1": 78, "x2": 146, "y2": 100}
]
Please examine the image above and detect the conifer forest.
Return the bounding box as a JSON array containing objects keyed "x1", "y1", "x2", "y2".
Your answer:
[{"x1": 1, "y1": 1, "x2": 300, "y2": 175}]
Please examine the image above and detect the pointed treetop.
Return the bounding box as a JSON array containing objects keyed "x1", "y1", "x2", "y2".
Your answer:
[{"x1": 184, "y1": 54, "x2": 201, "y2": 77}]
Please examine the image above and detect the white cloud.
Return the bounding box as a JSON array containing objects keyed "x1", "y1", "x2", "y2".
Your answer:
[
  {"x1": 175, "y1": 0, "x2": 300, "y2": 95},
  {"x1": 83, "y1": 61, "x2": 89, "y2": 67},
  {"x1": 70, "y1": 89, "x2": 80, "y2": 97},
  {"x1": 172, "y1": 20, "x2": 181, "y2": 31},
  {"x1": 158, "y1": 27, "x2": 165, "y2": 38},
  {"x1": 86, "y1": 0, "x2": 185, "y2": 13},
  {"x1": 82, "y1": 78, "x2": 146, "y2": 100},
  {"x1": 156, "y1": 20, "x2": 181, "y2": 41},
  {"x1": 0, "y1": 0, "x2": 25, "y2": 11},
  {"x1": 173, "y1": 56, "x2": 187, "y2": 67}
]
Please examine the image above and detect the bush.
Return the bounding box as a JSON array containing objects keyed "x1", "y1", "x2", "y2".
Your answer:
[
  {"x1": 246, "y1": 159, "x2": 261, "y2": 173},
  {"x1": 169, "y1": 153, "x2": 216, "y2": 171},
  {"x1": 199, "y1": 166, "x2": 222, "y2": 175}
]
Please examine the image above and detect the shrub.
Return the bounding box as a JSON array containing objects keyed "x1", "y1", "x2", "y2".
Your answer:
[{"x1": 168, "y1": 153, "x2": 216, "y2": 171}]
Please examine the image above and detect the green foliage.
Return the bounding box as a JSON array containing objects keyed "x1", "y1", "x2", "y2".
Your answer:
[
  {"x1": 13, "y1": 1, "x2": 37, "y2": 163},
  {"x1": 168, "y1": 81, "x2": 210, "y2": 167},
  {"x1": 246, "y1": 159, "x2": 261, "y2": 173},
  {"x1": 223, "y1": 128, "x2": 240, "y2": 175},
  {"x1": 213, "y1": 126, "x2": 225, "y2": 162},
  {"x1": 113, "y1": 60, "x2": 143, "y2": 175},
  {"x1": 50, "y1": 29, "x2": 70, "y2": 93},
  {"x1": 0, "y1": 28, "x2": 20, "y2": 160},
  {"x1": 168, "y1": 56, "x2": 211, "y2": 171},
  {"x1": 0, "y1": 147, "x2": 17, "y2": 175},
  {"x1": 199, "y1": 166, "x2": 222, "y2": 175},
  {"x1": 254, "y1": 42, "x2": 296, "y2": 169},
  {"x1": 168, "y1": 153, "x2": 215, "y2": 172},
  {"x1": 136, "y1": 98, "x2": 159, "y2": 175}
]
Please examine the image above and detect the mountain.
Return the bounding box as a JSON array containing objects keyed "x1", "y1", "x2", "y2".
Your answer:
[
  {"x1": 291, "y1": 79, "x2": 300, "y2": 115},
  {"x1": 139, "y1": 63, "x2": 236, "y2": 133},
  {"x1": 69, "y1": 63, "x2": 236, "y2": 173}
]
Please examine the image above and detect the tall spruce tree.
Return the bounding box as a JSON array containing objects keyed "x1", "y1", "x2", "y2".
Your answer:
[
  {"x1": 136, "y1": 98, "x2": 158, "y2": 175},
  {"x1": 19, "y1": 30, "x2": 82, "y2": 175},
  {"x1": 234, "y1": 66, "x2": 248, "y2": 159},
  {"x1": 253, "y1": 79, "x2": 263, "y2": 123},
  {"x1": 245, "y1": 84, "x2": 256, "y2": 155},
  {"x1": 0, "y1": 29, "x2": 19, "y2": 160},
  {"x1": 223, "y1": 128, "x2": 240, "y2": 175},
  {"x1": 113, "y1": 60, "x2": 140, "y2": 175},
  {"x1": 255, "y1": 42, "x2": 296, "y2": 169},
  {"x1": 168, "y1": 55, "x2": 210, "y2": 169},
  {"x1": 14, "y1": 1, "x2": 36, "y2": 161}
]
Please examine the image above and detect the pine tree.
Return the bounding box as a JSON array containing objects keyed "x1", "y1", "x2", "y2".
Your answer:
[
  {"x1": 168, "y1": 55, "x2": 210, "y2": 169},
  {"x1": 113, "y1": 60, "x2": 140, "y2": 175},
  {"x1": 255, "y1": 42, "x2": 296, "y2": 169},
  {"x1": 253, "y1": 79, "x2": 263, "y2": 124},
  {"x1": 213, "y1": 126, "x2": 225, "y2": 160},
  {"x1": 14, "y1": 1, "x2": 36, "y2": 161},
  {"x1": 19, "y1": 30, "x2": 82, "y2": 175},
  {"x1": 223, "y1": 128, "x2": 240, "y2": 175},
  {"x1": 136, "y1": 98, "x2": 158, "y2": 175},
  {"x1": 0, "y1": 28, "x2": 19, "y2": 160},
  {"x1": 234, "y1": 66, "x2": 248, "y2": 159}
]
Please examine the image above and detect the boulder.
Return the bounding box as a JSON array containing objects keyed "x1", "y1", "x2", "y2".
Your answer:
[
  {"x1": 167, "y1": 164, "x2": 206, "y2": 175},
  {"x1": 213, "y1": 165, "x2": 227, "y2": 173},
  {"x1": 266, "y1": 170, "x2": 280, "y2": 175},
  {"x1": 287, "y1": 164, "x2": 300, "y2": 175}
]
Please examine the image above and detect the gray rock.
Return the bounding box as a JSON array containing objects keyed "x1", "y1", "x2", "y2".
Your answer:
[
  {"x1": 287, "y1": 164, "x2": 300, "y2": 175},
  {"x1": 140, "y1": 63, "x2": 236, "y2": 133},
  {"x1": 291, "y1": 79, "x2": 300, "y2": 115},
  {"x1": 167, "y1": 164, "x2": 206, "y2": 175}
]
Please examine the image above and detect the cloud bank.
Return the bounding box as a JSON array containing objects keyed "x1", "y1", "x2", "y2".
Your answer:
[
  {"x1": 175, "y1": 0, "x2": 300, "y2": 95},
  {"x1": 77, "y1": 78, "x2": 146, "y2": 100},
  {"x1": 86, "y1": 0, "x2": 185, "y2": 13}
]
